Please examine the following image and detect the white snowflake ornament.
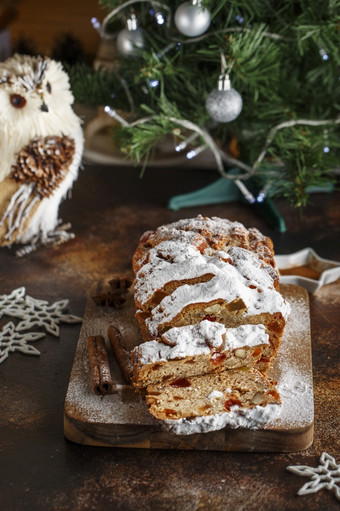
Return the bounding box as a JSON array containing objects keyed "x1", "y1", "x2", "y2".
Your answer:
[
  {"x1": 287, "y1": 452, "x2": 340, "y2": 501},
  {"x1": 0, "y1": 321, "x2": 45, "y2": 363},
  {"x1": 4, "y1": 293, "x2": 82, "y2": 337},
  {"x1": 0, "y1": 287, "x2": 82, "y2": 364},
  {"x1": 0, "y1": 286, "x2": 26, "y2": 318}
]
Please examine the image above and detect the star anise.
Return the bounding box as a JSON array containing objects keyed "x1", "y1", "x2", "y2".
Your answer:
[{"x1": 92, "y1": 277, "x2": 133, "y2": 309}]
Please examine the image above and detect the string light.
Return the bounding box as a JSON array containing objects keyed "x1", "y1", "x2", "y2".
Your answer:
[
  {"x1": 186, "y1": 145, "x2": 207, "y2": 159},
  {"x1": 104, "y1": 105, "x2": 130, "y2": 126},
  {"x1": 256, "y1": 182, "x2": 272, "y2": 203},
  {"x1": 91, "y1": 17, "x2": 101, "y2": 32},
  {"x1": 323, "y1": 129, "x2": 330, "y2": 153},
  {"x1": 319, "y1": 48, "x2": 329, "y2": 61},
  {"x1": 149, "y1": 79, "x2": 159, "y2": 88},
  {"x1": 235, "y1": 180, "x2": 256, "y2": 204},
  {"x1": 235, "y1": 14, "x2": 245, "y2": 24},
  {"x1": 256, "y1": 192, "x2": 266, "y2": 203},
  {"x1": 175, "y1": 132, "x2": 199, "y2": 152},
  {"x1": 155, "y1": 12, "x2": 165, "y2": 24}
]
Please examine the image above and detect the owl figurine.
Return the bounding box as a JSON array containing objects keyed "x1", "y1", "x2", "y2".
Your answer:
[{"x1": 0, "y1": 54, "x2": 83, "y2": 254}]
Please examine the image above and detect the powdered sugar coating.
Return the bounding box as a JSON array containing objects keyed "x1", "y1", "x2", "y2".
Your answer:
[
  {"x1": 162, "y1": 403, "x2": 281, "y2": 435},
  {"x1": 145, "y1": 247, "x2": 290, "y2": 337},
  {"x1": 135, "y1": 242, "x2": 211, "y2": 305},
  {"x1": 156, "y1": 216, "x2": 271, "y2": 258},
  {"x1": 135, "y1": 241, "x2": 278, "y2": 309},
  {"x1": 224, "y1": 324, "x2": 269, "y2": 350},
  {"x1": 148, "y1": 239, "x2": 203, "y2": 265},
  {"x1": 163, "y1": 320, "x2": 225, "y2": 349},
  {"x1": 133, "y1": 322, "x2": 268, "y2": 365}
]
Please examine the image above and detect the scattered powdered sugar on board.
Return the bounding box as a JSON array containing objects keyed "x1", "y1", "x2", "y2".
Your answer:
[
  {"x1": 65, "y1": 335, "x2": 154, "y2": 425},
  {"x1": 268, "y1": 290, "x2": 314, "y2": 429},
  {"x1": 65, "y1": 377, "x2": 154, "y2": 425},
  {"x1": 276, "y1": 362, "x2": 313, "y2": 427}
]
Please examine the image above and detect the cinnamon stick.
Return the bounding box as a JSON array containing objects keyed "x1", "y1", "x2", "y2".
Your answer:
[
  {"x1": 107, "y1": 325, "x2": 133, "y2": 382},
  {"x1": 87, "y1": 335, "x2": 113, "y2": 395}
]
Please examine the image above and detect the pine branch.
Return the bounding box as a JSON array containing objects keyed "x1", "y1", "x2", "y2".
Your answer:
[{"x1": 70, "y1": 0, "x2": 340, "y2": 208}]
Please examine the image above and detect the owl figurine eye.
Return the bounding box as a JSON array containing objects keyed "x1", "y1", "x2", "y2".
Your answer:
[{"x1": 10, "y1": 94, "x2": 27, "y2": 109}]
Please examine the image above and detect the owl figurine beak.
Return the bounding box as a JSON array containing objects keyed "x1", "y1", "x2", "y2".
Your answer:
[{"x1": 40, "y1": 102, "x2": 49, "y2": 112}]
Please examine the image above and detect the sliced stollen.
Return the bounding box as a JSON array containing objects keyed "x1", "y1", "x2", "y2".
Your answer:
[
  {"x1": 145, "y1": 368, "x2": 281, "y2": 435},
  {"x1": 132, "y1": 321, "x2": 270, "y2": 387},
  {"x1": 131, "y1": 216, "x2": 289, "y2": 435},
  {"x1": 135, "y1": 245, "x2": 290, "y2": 370}
]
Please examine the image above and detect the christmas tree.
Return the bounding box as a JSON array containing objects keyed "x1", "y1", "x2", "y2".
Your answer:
[{"x1": 69, "y1": 0, "x2": 340, "y2": 209}]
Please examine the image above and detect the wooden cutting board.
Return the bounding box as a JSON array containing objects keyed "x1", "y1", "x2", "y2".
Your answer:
[{"x1": 64, "y1": 284, "x2": 314, "y2": 451}]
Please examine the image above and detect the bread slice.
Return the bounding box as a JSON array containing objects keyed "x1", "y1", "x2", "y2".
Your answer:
[
  {"x1": 132, "y1": 322, "x2": 270, "y2": 387},
  {"x1": 145, "y1": 368, "x2": 281, "y2": 435}
]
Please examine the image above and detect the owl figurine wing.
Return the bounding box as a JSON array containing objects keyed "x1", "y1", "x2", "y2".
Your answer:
[{"x1": 0, "y1": 54, "x2": 83, "y2": 253}]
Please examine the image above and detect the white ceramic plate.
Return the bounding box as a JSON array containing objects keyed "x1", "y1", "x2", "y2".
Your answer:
[{"x1": 274, "y1": 247, "x2": 340, "y2": 293}]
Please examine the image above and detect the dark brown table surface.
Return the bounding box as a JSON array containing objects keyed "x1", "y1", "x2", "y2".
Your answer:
[{"x1": 1, "y1": 163, "x2": 339, "y2": 511}]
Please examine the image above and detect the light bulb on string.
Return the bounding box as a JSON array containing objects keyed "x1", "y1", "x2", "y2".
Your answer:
[
  {"x1": 155, "y1": 12, "x2": 165, "y2": 24},
  {"x1": 323, "y1": 129, "x2": 330, "y2": 153},
  {"x1": 175, "y1": 132, "x2": 199, "y2": 152},
  {"x1": 175, "y1": 120, "x2": 217, "y2": 152},
  {"x1": 149, "y1": 7, "x2": 166, "y2": 25},
  {"x1": 186, "y1": 144, "x2": 207, "y2": 159},
  {"x1": 174, "y1": 0, "x2": 211, "y2": 37},
  {"x1": 319, "y1": 48, "x2": 329, "y2": 61},
  {"x1": 91, "y1": 17, "x2": 101, "y2": 32},
  {"x1": 256, "y1": 182, "x2": 272, "y2": 203},
  {"x1": 236, "y1": 180, "x2": 256, "y2": 204},
  {"x1": 256, "y1": 192, "x2": 266, "y2": 203},
  {"x1": 116, "y1": 13, "x2": 144, "y2": 57},
  {"x1": 104, "y1": 105, "x2": 130, "y2": 126},
  {"x1": 149, "y1": 79, "x2": 159, "y2": 88}
]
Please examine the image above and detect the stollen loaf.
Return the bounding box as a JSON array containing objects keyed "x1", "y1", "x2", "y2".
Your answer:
[{"x1": 131, "y1": 216, "x2": 290, "y2": 434}]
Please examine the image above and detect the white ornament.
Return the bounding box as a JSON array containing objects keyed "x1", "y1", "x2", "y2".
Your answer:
[
  {"x1": 0, "y1": 54, "x2": 84, "y2": 251},
  {"x1": 206, "y1": 74, "x2": 243, "y2": 123},
  {"x1": 174, "y1": 0, "x2": 211, "y2": 38},
  {"x1": 0, "y1": 287, "x2": 82, "y2": 364},
  {"x1": 0, "y1": 321, "x2": 45, "y2": 364},
  {"x1": 117, "y1": 13, "x2": 144, "y2": 56},
  {"x1": 3, "y1": 292, "x2": 82, "y2": 337},
  {"x1": 0, "y1": 286, "x2": 26, "y2": 318},
  {"x1": 287, "y1": 452, "x2": 340, "y2": 501}
]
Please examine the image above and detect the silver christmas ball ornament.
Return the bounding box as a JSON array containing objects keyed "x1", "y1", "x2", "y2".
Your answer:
[
  {"x1": 174, "y1": 1, "x2": 211, "y2": 37},
  {"x1": 116, "y1": 14, "x2": 144, "y2": 56},
  {"x1": 206, "y1": 74, "x2": 243, "y2": 123}
]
